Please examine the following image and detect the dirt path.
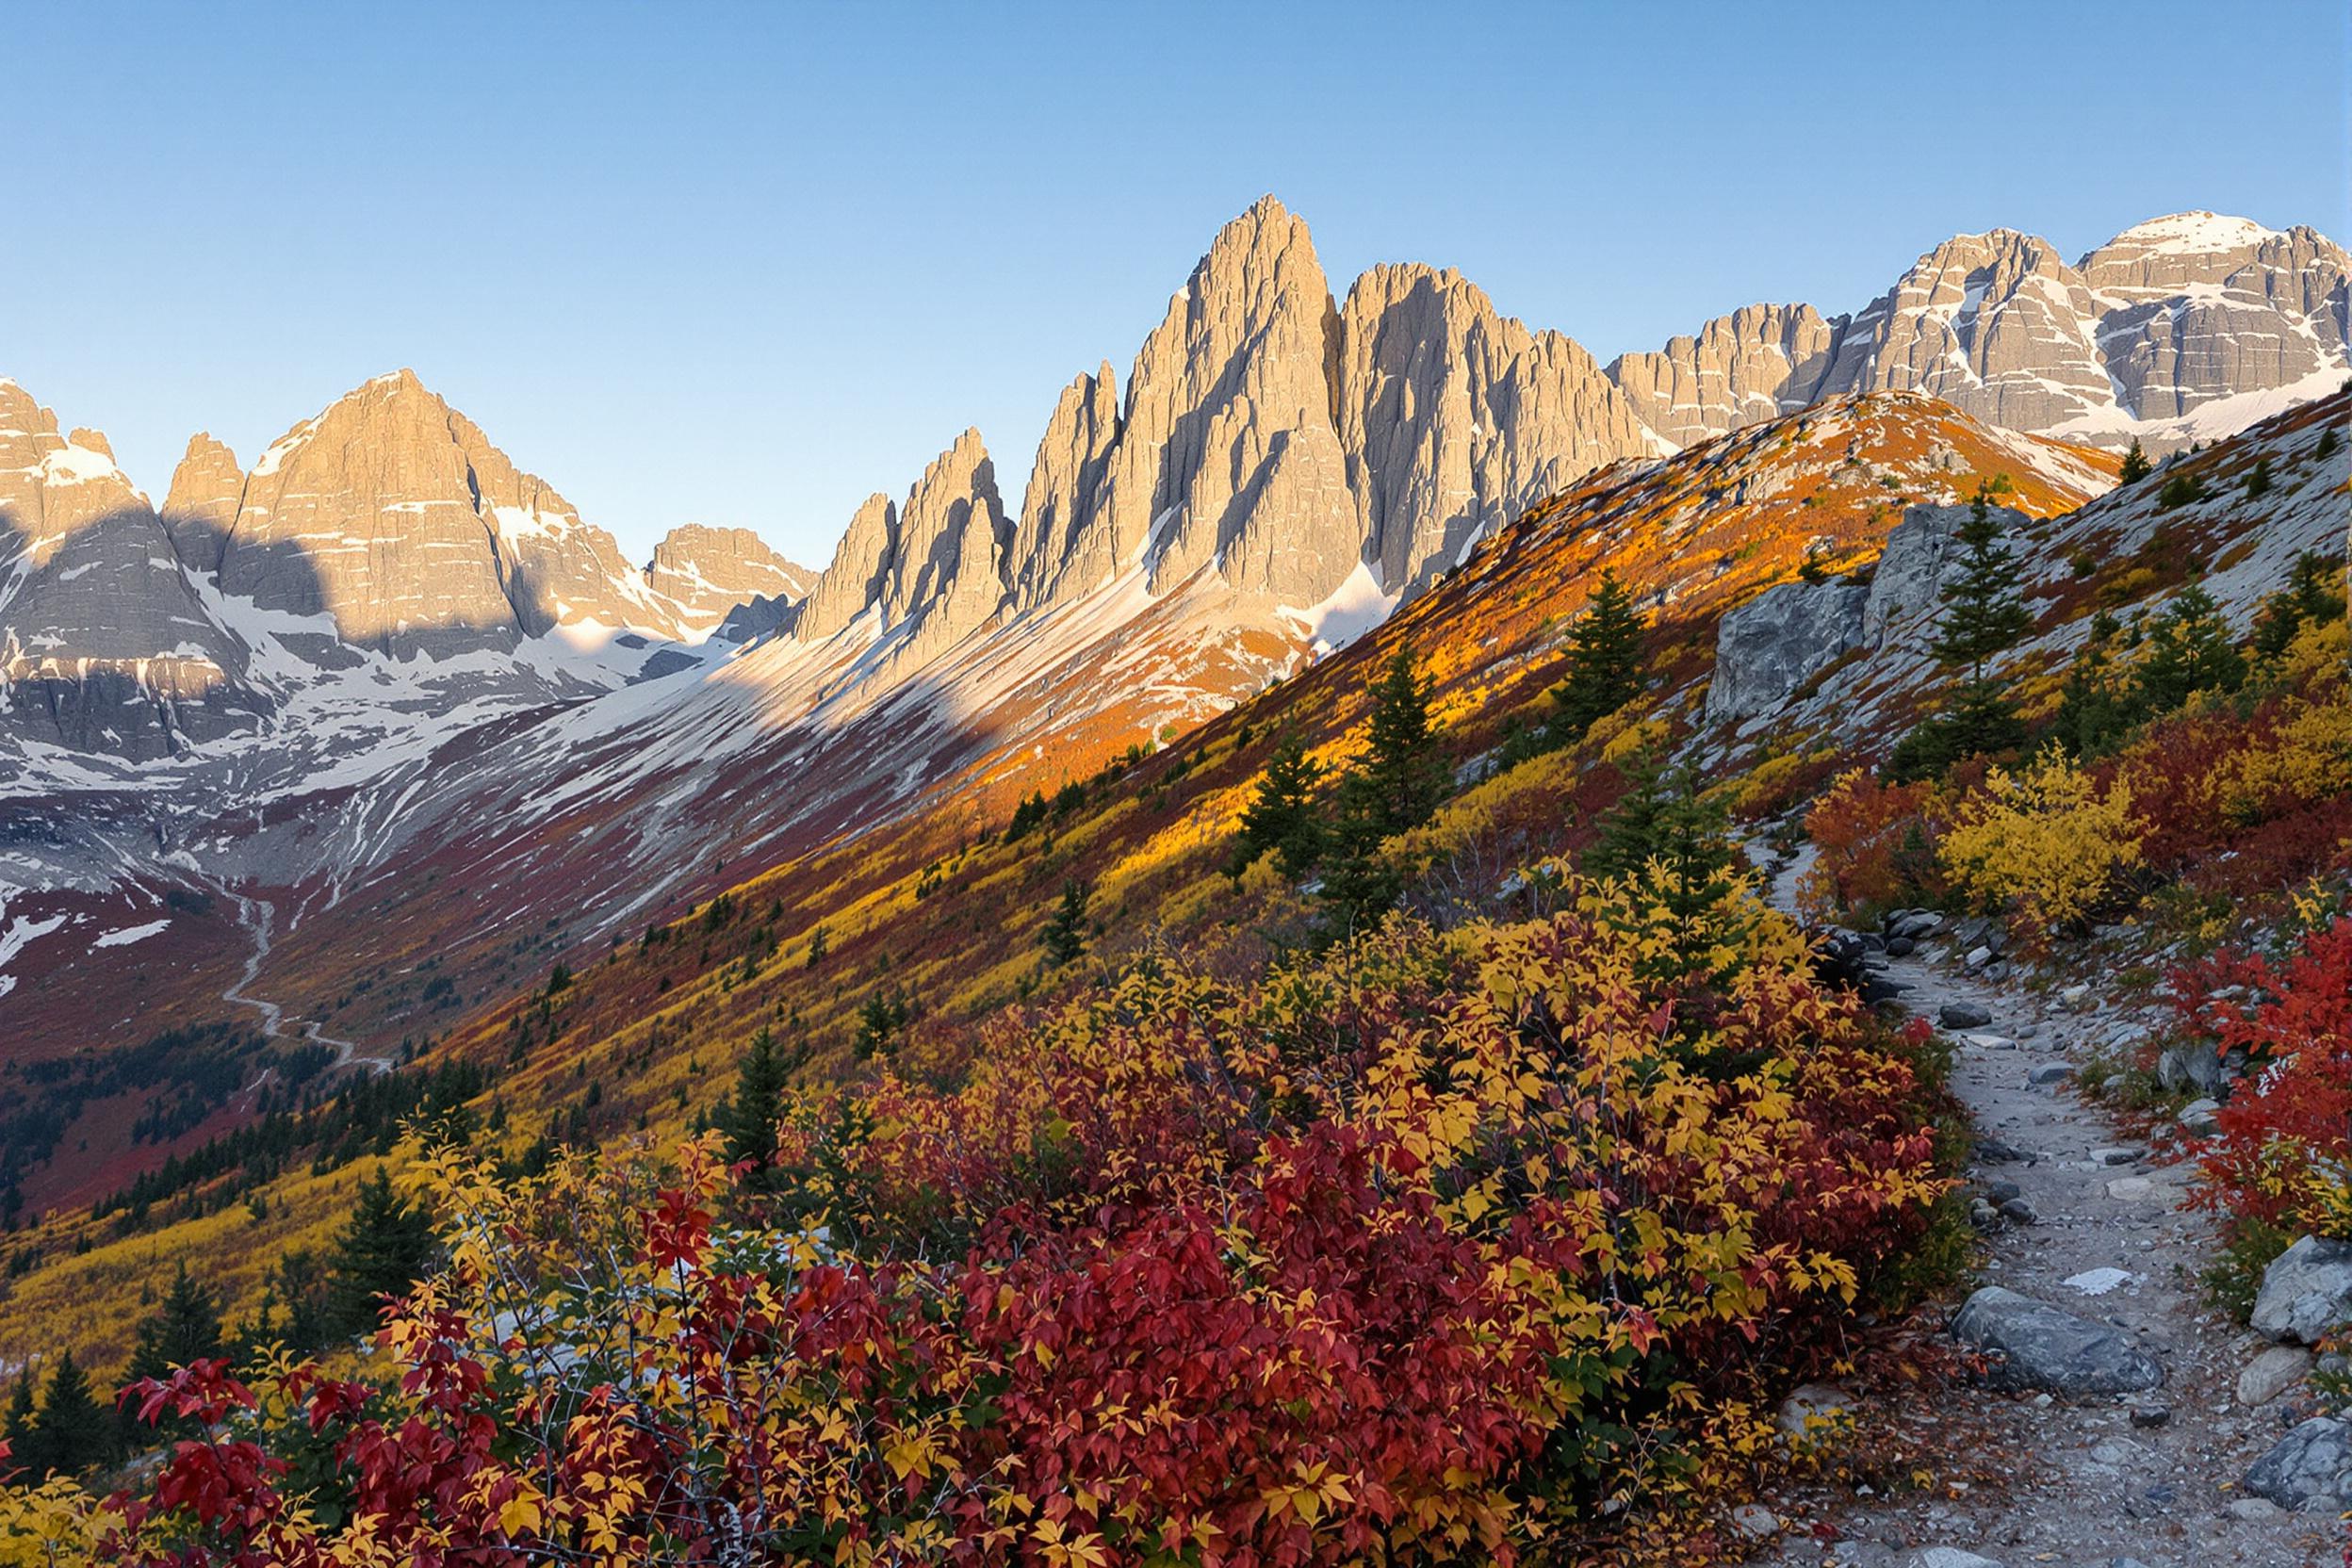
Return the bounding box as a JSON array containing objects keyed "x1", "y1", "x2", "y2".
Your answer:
[
  {"x1": 220, "y1": 887, "x2": 395, "y2": 1076},
  {"x1": 1756, "y1": 845, "x2": 2337, "y2": 1568}
]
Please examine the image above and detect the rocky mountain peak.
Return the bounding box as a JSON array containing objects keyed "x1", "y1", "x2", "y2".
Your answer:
[
  {"x1": 1340, "y1": 261, "x2": 1657, "y2": 592},
  {"x1": 160, "y1": 432, "x2": 246, "y2": 570},
  {"x1": 0, "y1": 380, "x2": 258, "y2": 759},
  {"x1": 646, "y1": 525, "x2": 811, "y2": 635},
  {"x1": 1607, "y1": 302, "x2": 1838, "y2": 448}
]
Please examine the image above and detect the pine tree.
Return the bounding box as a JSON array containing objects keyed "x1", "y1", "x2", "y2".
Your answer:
[
  {"x1": 3, "y1": 1370, "x2": 38, "y2": 1476},
  {"x1": 1356, "y1": 647, "x2": 1448, "y2": 839},
  {"x1": 851, "y1": 989, "x2": 907, "y2": 1060},
  {"x1": 1228, "y1": 735, "x2": 1325, "y2": 879},
  {"x1": 1585, "y1": 747, "x2": 1673, "y2": 883},
  {"x1": 2243, "y1": 456, "x2": 2272, "y2": 498},
  {"x1": 1585, "y1": 753, "x2": 1742, "y2": 986},
  {"x1": 1041, "y1": 880, "x2": 1089, "y2": 968},
  {"x1": 2135, "y1": 583, "x2": 2246, "y2": 712},
  {"x1": 121, "y1": 1263, "x2": 224, "y2": 1444},
  {"x1": 2117, "y1": 437, "x2": 2151, "y2": 484},
  {"x1": 2252, "y1": 549, "x2": 2344, "y2": 659},
  {"x1": 323, "y1": 1169, "x2": 436, "y2": 1341},
  {"x1": 1314, "y1": 773, "x2": 1405, "y2": 941},
  {"x1": 2051, "y1": 613, "x2": 2135, "y2": 757},
  {"x1": 1926, "y1": 491, "x2": 2033, "y2": 762},
  {"x1": 1547, "y1": 568, "x2": 1645, "y2": 744},
  {"x1": 29, "y1": 1351, "x2": 115, "y2": 1476},
  {"x1": 717, "y1": 1027, "x2": 794, "y2": 1181}
]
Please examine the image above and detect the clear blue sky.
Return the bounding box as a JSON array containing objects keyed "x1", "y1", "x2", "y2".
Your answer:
[{"x1": 7, "y1": 1, "x2": 2345, "y2": 566}]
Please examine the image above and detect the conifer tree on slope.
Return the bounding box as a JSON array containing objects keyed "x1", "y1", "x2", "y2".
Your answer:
[
  {"x1": 324, "y1": 1168, "x2": 437, "y2": 1341},
  {"x1": 1890, "y1": 489, "x2": 2031, "y2": 780},
  {"x1": 1548, "y1": 568, "x2": 1645, "y2": 745},
  {"x1": 121, "y1": 1262, "x2": 225, "y2": 1443},
  {"x1": 2, "y1": 1371, "x2": 36, "y2": 1473},
  {"x1": 718, "y1": 1027, "x2": 796, "y2": 1185},
  {"x1": 1315, "y1": 646, "x2": 1448, "y2": 939},
  {"x1": 1356, "y1": 647, "x2": 1448, "y2": 840},
  {"x1": 28, "y1": 1350, "x2": 116, "y2": 1477},
  {"x1": 2134, "y1": 581, "x2": 2247, "y2": 712},
  {"x1": 1041, "y1": 880, "x2": 1090, "y2": 968},
  {"x1": 2117, "y1": 436, "x2": 2151, "y2": 484},
  {"x1": 1228, "y1": 734, "x2": 1326, "y2": 879}
]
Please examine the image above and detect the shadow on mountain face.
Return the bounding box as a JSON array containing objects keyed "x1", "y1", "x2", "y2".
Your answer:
[{"x1": 0, "y1": 508, "x2": 278, "y2": 762}]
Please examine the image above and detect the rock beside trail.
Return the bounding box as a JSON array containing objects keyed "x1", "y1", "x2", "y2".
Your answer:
[
  {"x1": 2155, "y1": 1041, "x2": 2241, "y2": 1097},
  {"x1": 2237, "y1": 1345, "x2": 2314, "y2": 1406},
  {"x1": 2250, "y1": 1234, "x2": 2352, "y2": 1344},
  {"x1": 2241, "y1": 1415, "x2": 2352, "y2": 1511},
  {"x1": 1951, "y1": 1285, "x2": 2165, "y2": 1394},
  {"x1": 1904, "y1": 1549, "x2": 2005, "y2": 1568},
  {"x1": 1937, "y1": 1001, "x2": 1993, "y2": 1029}
]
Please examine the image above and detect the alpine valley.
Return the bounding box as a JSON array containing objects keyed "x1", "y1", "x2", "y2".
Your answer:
[{"x1": 2, "y1": 192, "x2": 2350, "y2": 1565}]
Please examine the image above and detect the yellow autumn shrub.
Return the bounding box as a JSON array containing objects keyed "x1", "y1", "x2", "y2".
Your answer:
[{"x1": 1938, "y1": 746, "x2": 2146, "y2": 932}]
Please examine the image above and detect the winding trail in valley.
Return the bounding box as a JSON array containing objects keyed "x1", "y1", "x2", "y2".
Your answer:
[
  {"x1": 220, "y1": 887, "x2": 396, "y2": 1077},
  {"x1": 1753, "y1": 844, "x2": 2333, "y2": 1568}
]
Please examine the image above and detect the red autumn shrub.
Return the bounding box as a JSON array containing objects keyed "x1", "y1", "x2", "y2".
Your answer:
[{"x1": 2176, "y1": 916, "x2": 2352, "y2": 1230}]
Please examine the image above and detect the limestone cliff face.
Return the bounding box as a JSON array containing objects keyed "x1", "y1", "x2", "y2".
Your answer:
[
  {"x1": 794, "y1": 492, "x2": 899, "y2": 644},
  {"x1": 1010, "y1": 200, "x2": 1661, "y2": 616},
  {"x1": 1086, "y1": 196, "x2": 1355, "y2": 603},
  {"x1": 2078, "y1": 215, "x2": 2351, "y2": 421},
  {"x1": 217, "y1": 371, "x2": 532, "y2": 654},
  {"x1": 1613, "y1": 213, "x2": 2350, "y2": 452},
  {"x1": 210, "y1": 370, "x2": 698, "y2": 652},
  {"x1": 1820, "y1": 230, "x2": 2115, "y2": 433},
  {"x1": 1607, "y1": 302, "x2": 1838, "y2": 448},
  {"x1": 1010, "y1": 363, "x2": 1119, "y2": 612},
  {"x1": 646, "y1": 525, "x2": 811, "y2": 635},
  {"x1": 794, "y1": 429, "x2": 1012, "y2": 665},
  {"x1": 880, "y1": 429, "x2": 1011, "y2": 666},
  {"x1": 1339, "y1": 263, "x2": 1656, "y2": 593},
  {"x1": 0, "y1": 381, "x2": 260, "y2": 758}
]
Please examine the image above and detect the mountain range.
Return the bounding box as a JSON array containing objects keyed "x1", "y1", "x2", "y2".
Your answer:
[{"x1": 0, "y1": 196, "x2": 2344, "y2": 1098}]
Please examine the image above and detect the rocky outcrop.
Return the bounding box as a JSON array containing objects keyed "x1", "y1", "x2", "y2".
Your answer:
[
  {"x1": 1862, "y1": 501, "x2": 2029, "y2": 645},
  {"x1": 1706, "y1": 579, "x2": 1867, "y2": 722},
  {"x1": 1951, "y1": 1285, "x2": 2165, "y2": 1394},
  {"x1": 647, "y1": 525, "x2": 810, "y2": 635},
  {"x1": 1339, "y1": 264, "x2": 1655, "y2": 593},
  {"x1": 1071, "y1": 196, "x2": 1359, "y2": 605},
  {"x1": 0, "y1": 381, "x2": 261, "y2": 758},
  {"x1": 795, "y1": 492, "x2": 899, "y2": 644},
  {"x1": 1011, "y1": 200, "x2": 1661, "y2": 617},
  {"x1": 2251, "y1": 1234, "x2": 2352, "y2": 1345},
  {"x1": 879, "y1": 429, "x2": 1011, "y2": 667},
  {"x1": 218, "y1": 372, "x2": 523, "y2": 653},
  {"x1": 1608, "y1": 303, "x2": 1838, "y2": 447},
  {"x1": 212, "y1": 370, "x2": 693, "y2": 654}
]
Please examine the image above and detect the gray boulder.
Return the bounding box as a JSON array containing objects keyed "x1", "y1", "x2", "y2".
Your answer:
[
  {"x1": 1938, "y1": 1001, "x2": 1993, "y2": 1029},
  {"x1": 1706, "y1": 578, "x2": 1868, "y2": 722},
  {"x1": 1951, "y1": 1285, "x2": 2164, "y2": 1393},
  {"x1": 2242, "y1": 1416, "x2": 2351, "y2": 1511},
  {"x1": 2251, "y1": 1235, "x2": 2352, "y2": 1344},
  {"x1": 2155, "y1": 1042, "x2": 2239, "y2": 1097}
]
